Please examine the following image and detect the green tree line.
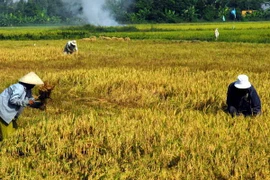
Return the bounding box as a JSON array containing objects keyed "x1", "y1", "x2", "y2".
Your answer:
[
  {"x1": 0, "y1": 0, "x2": 269, "y2": 26},
  {"x1": 0, "y1": 0, "x2": 82, "y2": 26}
]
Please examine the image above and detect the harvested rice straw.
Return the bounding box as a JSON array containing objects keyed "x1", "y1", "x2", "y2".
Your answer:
[{"x1": 37, "y1": 82, "x2": 54, "y2": 110}]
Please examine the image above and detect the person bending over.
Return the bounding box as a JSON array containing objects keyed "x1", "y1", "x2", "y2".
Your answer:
[
  {"x1": 0, "y1": 72, "x2": 44, "y2": 140},
  {"x1": 226, "y1": 74, "x2": 261, "y2": 117},
  {"x1": 63, "y1": 40, "x2": 78, "y2": 54}
]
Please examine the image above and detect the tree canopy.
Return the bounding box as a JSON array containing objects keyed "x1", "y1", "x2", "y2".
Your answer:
[{"x1": 0, "y1": 0, "x2": 268, "y2": 26}]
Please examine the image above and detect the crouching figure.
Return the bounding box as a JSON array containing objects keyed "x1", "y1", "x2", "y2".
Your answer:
[
  {"x1": 63, "y1": 40, "x2": 78, "y2": 54},
  {"x1": 226, "y1": 74, "x2": 261, "y2": 117},
  {"x1": 0, "y1": 72, "x2": 44, "y2": 140}
]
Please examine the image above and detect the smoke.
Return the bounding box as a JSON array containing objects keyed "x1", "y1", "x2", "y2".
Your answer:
[
  {"x1": 80, "y1": 0, "x2": 118, "y2": 26},
  {"x1": 64, "y1": 0, "x2": 119, "y2": 26},
  {"x1": 12, "y1": 0, "x2": 129, "y2": 26}
]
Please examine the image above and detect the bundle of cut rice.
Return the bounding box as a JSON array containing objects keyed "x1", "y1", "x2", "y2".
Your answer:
[{"x1": 37, "y1": 82, "x2": 54, "y2": 110}]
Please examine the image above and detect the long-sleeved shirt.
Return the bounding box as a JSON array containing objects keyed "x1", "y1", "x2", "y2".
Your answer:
[
  {"x1": 226, "y1": 82, "x2": 261, "y2": 115},
  {"x1": 0, "y1": 83, "x2": 34, "y2": 124},
  {"x1": 63, "y1": 41, "x2": 78, "y2": 54}
]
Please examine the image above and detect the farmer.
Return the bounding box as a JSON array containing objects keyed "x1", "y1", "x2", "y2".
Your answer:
[
  {"x1": 0, "y1": 72, "x2": 44, "y2": 140},
  {"x1": 63, "y1": 40, "x2": 78, "y2": 54},
  {"x1": 226, "y1": 74, "x2": 261, "y2": 117}
]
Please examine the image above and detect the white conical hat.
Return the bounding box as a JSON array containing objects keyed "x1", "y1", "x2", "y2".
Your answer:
[{"x1": 18, "y1": 72, "x2": 44, "y2": 85}]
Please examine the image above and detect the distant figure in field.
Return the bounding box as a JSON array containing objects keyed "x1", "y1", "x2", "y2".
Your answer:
[
  {"x1": 214, "y1": 28, "x2": 219, "y2": 40},
  {"x1": 226, "y1": 74, "x2": 261, "y2": 117},
  {"x1": 63, "y1": 40, "x2": 78, "y2": 54}
]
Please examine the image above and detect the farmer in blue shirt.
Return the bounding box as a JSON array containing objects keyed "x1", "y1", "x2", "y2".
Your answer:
[
  {"x1": 0, "y1": 72, "x2": 44, "y2": 140},
  {"x1": 226, "y1": 74, "x2": 261, "y2": 117}
]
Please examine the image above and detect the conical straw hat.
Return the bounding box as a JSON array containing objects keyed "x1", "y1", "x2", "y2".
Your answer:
[{"x1": 18, "y1": 72, "x2": 44, "y2": 85}]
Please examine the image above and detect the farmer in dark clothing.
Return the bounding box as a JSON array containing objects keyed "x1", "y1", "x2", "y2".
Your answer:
[{"x1": 226, "y1": 74, "x2": 261, "y2": 117}]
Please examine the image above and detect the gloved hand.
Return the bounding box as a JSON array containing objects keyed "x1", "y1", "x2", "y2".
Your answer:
[
  {"x1": 28, "y1": 100, "x2": 34, "y2": 105},
  {"x1": 28, "y1": 101, "x2": 46, "y2": 110}
]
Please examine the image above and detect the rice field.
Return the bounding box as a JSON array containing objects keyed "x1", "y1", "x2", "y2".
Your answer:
[{"x1": 0, "y1": 22, "x2": 270, "y2": 179}]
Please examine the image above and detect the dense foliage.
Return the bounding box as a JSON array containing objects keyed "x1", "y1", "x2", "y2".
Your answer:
[
  {"x1": 0, "y1": 0, "x2": 83, "y2": 26},
  {"x1": 107, "y1": 0, "x2": 267, "y2": 23},
  {"x1": 0, "y1": 0, "x2": 269, "y2": 26}
]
